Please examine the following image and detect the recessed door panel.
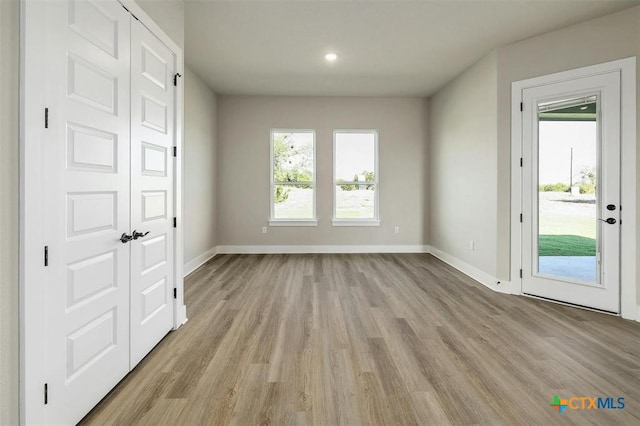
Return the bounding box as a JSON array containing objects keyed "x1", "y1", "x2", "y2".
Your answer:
[
  {"x1": 66, "y1": 251, "x2": 117, "y2": 309},
  {"x1": 142, "y1": 234, "x2": 167, "y2": 273},
  {"x1": 142, "y1": 142, "x2": 167, "y2": 176},
  {"x1": 67, "y1": 192, "x2": 117, "y2": 237},
  {"x1": 141, "y1": 94, "x2": 167, "y2": 133},
  {"x1": 142, "y1": 191, "x2": 167, "y2": 221},
  {"x1": 141, "y1": 278, "x2": 168, "y2": 323},
  {"x1": 66, "y1": 309, "x2": 117, "y2": 381},
  {"x1": 67, "y1": 54, "x2": 117, "y2": 113},
  {"x1": 68, "y1": 0, "x2": 118, "y2": 57},
  {"x1": 67, "y1": 123, "x2": 117, "y2": 172},
  {"x1": 141, "y1": 44, "x2": 167, "y2": 89}
]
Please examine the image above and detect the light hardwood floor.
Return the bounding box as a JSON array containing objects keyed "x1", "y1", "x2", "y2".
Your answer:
[{"x1": 81, "y1": 254, "x2": 640, "y2": 425}]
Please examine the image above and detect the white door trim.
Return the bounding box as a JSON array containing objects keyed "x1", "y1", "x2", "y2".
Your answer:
[
  {"x1": 511, "y1": 57, "x2": 636, "y2": 320},
  {"x1": 19, "y1": 1, "x2": 185, "y2": 423}
]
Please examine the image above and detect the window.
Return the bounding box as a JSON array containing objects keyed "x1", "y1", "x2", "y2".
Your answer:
[
  {"x1": 333, "y1": 130, "x2": 379, "y2": 226},
  {"x1": 270, "y1": 130, "x2": 317, "y2": 226}
]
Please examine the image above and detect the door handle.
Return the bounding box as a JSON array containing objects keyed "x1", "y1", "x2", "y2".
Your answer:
[
  {"x1": 598, "y1": 218, "x2": 617, "y2": 225},
  {"x1": 132, "y1": 230, "x2": 150, "y2": 240},
  {"x1": 120, "y1": 233, "x2": 133, "y2": 243}
]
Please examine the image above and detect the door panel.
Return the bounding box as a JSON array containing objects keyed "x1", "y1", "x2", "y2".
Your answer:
[
  {"x1": 43, "y1": 0, "x2": 131, "y2": 424},
  {"x1": 130, "y1": 18, "x2": 175, "y2": 368},
  {"x1": 521, "y1": 72, "x2": 621, "y2": 313}
]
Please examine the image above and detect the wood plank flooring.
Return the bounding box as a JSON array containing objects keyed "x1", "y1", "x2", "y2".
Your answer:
[{"x1": 81, "y1": 254, "x2": 640, "y2": 425}]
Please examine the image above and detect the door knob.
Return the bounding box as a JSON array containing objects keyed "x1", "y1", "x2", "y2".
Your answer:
[
  {"x1": 132, "y1": 230, "x2": 150, "y2": 240},
  {"x1": 120, "y1": 233, "x2": 133, "y2": 243},
  {"x1": 598, "y1": 218, "x2": 617, "y2": 225}
]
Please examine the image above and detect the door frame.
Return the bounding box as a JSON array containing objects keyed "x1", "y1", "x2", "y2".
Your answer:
[
  {"x1": 511, "y1": 57, "x2": 636, "y2": 319},
  {"x1": 19, "y1": 0, "x2": 186, "y2": 424}
]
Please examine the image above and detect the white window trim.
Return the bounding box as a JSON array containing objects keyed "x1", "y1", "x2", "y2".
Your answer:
[
  {"x1": 270, "y1": 129, "x2": 317, "y2": 225},
  {"x1": 332, "y1": 129, "x2": 380, "y2": 226}
]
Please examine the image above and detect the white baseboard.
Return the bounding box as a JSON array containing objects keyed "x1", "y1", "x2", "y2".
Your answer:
[
  {"x1": 428, "y1": 246, "x2": 512, "y2": 294},
  {"x1": 183, "y1": 247, "x2": 218, "y2": 277},
  {"x1": 216, "y1": 245, "x2": 430, "y2": 254}
]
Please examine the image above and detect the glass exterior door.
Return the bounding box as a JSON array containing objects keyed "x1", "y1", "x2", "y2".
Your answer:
[{"x1": 521, "y1": 71, "x2": 621, "y2": 313}]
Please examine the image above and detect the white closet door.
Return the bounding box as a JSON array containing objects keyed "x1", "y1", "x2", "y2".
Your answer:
[
  {"x1": 129, "y1": 18, "x2": 176, "y2": 368},
  {"x1": 42, "y1": 0, "x2": 131, "y2": 424}
]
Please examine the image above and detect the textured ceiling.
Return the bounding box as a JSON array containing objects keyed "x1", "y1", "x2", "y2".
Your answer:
[{"x1": 184, "y1": 0, "x2": 639, "y2": 96}]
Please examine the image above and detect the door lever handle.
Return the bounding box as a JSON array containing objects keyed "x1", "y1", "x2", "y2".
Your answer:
[
  {"x1": 598, "y1": 218, "x2": 617, "y2": 225},
  {"x1": 120, "y1": 233, "x2": 133, "y2": 243},
  {"x1": 132, "y1": 230, "x2": 150, "y2": 240}
]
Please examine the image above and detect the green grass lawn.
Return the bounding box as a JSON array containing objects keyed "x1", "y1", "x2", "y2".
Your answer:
[
  {"x1": 539, "y1": 211, "x2": 596, "y2": 256},
  {"x1": 538, "y1": 234, "x2": 596, "y2": 256}
]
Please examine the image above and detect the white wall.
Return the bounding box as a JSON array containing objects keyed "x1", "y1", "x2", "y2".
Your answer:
[
  {"x1": 0, "y1": 1, "x2": 19, "y2": 423},
  {"x1": 184, "y1": 67, "x2": 218, "y2": 272},
  {"x1": 217, "y1": 96, "x2": 428, "y2": 248},
  {"x1": 429, "y1": 51, "x2": 498, "y2": 279}
]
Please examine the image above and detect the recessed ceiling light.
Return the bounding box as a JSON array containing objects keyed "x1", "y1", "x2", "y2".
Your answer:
[
  {"x1": 325, "y1": 52, "x2": 338, "y2": 62},
  {"x1": 580, "y1": 106, "x2": 588, "y2": 110}
]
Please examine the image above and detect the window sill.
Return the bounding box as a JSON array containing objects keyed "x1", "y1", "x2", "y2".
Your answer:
[
  {"x1": 332, "y1": 219, "x2": 381, "y2": 227},
  {"x1": 269, "y1": 219, "x2": 318, "y2": 227}
]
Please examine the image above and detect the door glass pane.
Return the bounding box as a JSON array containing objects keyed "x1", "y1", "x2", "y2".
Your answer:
[{"x1": 537, "y1": 94, "x2": 599, "y2": 284}]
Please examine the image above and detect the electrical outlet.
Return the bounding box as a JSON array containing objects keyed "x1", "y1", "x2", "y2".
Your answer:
[
  {"x1": 469, "y1": 240, "x2": 475, "y2": 250},
  {"x1": 394, "y1": 226, "x2": 400, "y2": 234},
  {"x1": 262, "y1": 226, "x2": 267, "y2": 234}
]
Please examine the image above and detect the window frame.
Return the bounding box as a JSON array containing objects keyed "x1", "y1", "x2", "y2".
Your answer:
[
  {"x1": 332, "y1": 129, "x2": 380, "y2": 226},
  {"x1": 269, "y1": 129, "x2": 318, "y2": 226}
]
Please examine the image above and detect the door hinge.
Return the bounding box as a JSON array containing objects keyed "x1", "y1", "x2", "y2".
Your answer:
[
  {"x1": 519, "y1": 269, "x2": 523, "y2": 278},
  {"x1": 174, "y1": 73, "x2": 182, "y2": 86},
  {"x1": 44, "y1": 246, "x2": 49, "y2": 267},
  {"x1": 520, "y1": 157, "x2": 523, "y2": 167},
  {"x1": 45, "y1": 108, "x2": 49, "y2": 128},
  {"x1": 520, "y1": 102, "x2": 523, "y2": 112},
  {"x1": 520, "y1": 213, "x2": 523, "y2": 223},
  {"x1": 173, "y1": 288, "x2": 177, "y2": 299},
  {"x1": 173, "y1": 146, "x2": 177, "y2": 157},
  {"x1": 173, "y1": 217, "x2": 177, "y2": 228},
  {"x1": 44, "y1": 383, "x2": 48, "y2": 405}
]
